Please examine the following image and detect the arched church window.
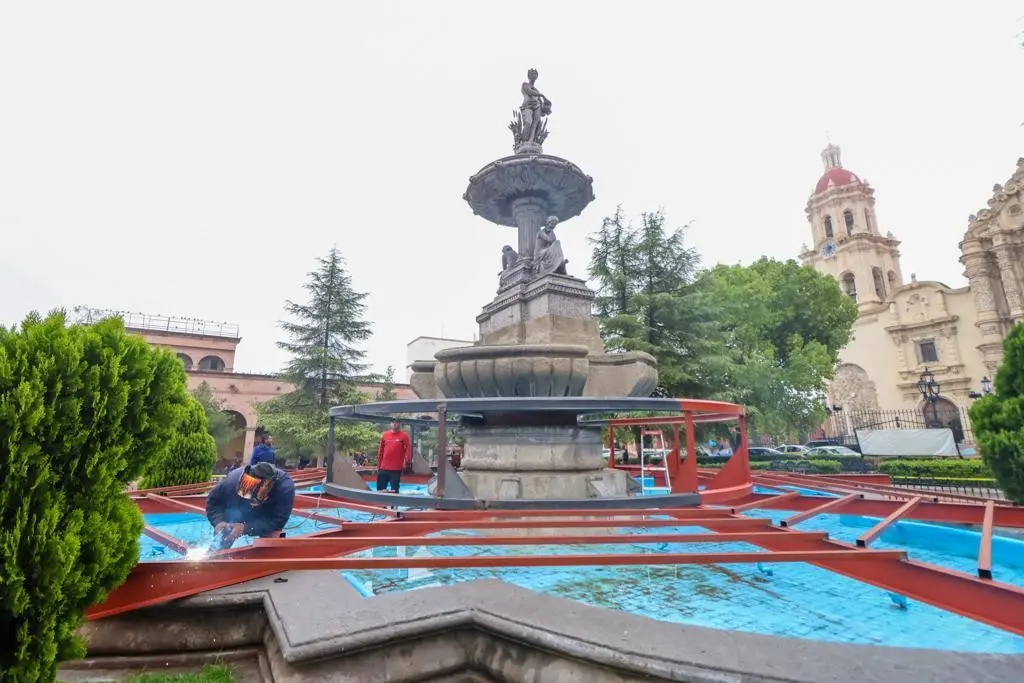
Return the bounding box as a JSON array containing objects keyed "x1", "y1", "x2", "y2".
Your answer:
[
  {"x1": 844, "y1": 209, "x2": 855, "y2": 235},
  {"x1": 840, "y1": 272, "x2": 857, "y2": 302},
  {"x1": 823, "y1": 216, "x2": 834, "y2": 239},
  {"x1": 872, "y1": 267, "x2": 886, "y2": 300},
  {"x1": 864, "y1": 208, "x2": 872, "y2": 232}
]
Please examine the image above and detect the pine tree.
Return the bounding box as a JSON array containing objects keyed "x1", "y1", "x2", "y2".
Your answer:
[
  {"x1": 376, "y1": 365, "x2": 397, "y2": 401},
  {"x1": 259, "y1": 248, "x2": 379, "y2": 465},
  {"x1": 587, "y1": 208, "x2": 709, "y2": 396},
  {"x1": 278, "y1": 247, "x2": 372, "y2": 408}
]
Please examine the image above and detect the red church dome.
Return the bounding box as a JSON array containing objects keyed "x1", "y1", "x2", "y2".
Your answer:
[
  {"x1": 814, "y1": 167, "x2": 861, "y2": 194},
  {"x1": 813, "y1": 143, "x2": 861, "y2": 195}
]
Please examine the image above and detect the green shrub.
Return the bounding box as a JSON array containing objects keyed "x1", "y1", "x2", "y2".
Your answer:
[
  {"x1": 971, "y1": 324, "x2": 1024, "y2": 503},
  {"x1": 877, "y1": 458, "x2": 991, "y2": 479},
  {"x1": 0, "y1": 312, "x2": 189, "y2": 681},
  {"x1": 710, "y1": 459, "x2": 841, "y2": 474},
  {"x1": 141, "y1": 397, "x2": 218, "y2": 489}
]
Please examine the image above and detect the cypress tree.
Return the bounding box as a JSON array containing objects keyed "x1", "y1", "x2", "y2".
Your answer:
[
  {"x1": 0, "y1": 312, "x2": 189, "y2": 681},
  {"x1": 141, "y1": 397, "x2": 219, "y2": 489}
]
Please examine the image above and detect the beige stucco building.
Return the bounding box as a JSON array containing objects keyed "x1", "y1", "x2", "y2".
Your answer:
[
  {"x1": 86, "y1": 312, "x2": 417, "y2": 467},
  {"x1": 799, "y1": 146, "x2": 1024, "y2": 419}
]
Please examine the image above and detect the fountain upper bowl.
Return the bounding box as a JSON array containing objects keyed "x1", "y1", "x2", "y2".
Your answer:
[{"x1": 434, "y1": 344, "x2": 590, "y2": 398}]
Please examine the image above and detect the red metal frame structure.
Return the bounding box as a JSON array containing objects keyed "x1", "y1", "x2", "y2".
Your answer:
[{"x1": 89, "y1": 407, "x2": 1024, "y2": 641}]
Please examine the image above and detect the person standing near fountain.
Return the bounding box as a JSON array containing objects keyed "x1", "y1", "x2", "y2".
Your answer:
[
  {"x1": 206, "y1": 461, "x2": 296, "y2": 549},
  {"x1": 376, "y1": 419, "x2": 412, "y2": 493}
]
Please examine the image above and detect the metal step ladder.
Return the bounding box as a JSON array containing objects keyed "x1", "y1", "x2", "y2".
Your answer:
[{"x1": 639, "y1": 429, "x2": 672, "y2": 495}]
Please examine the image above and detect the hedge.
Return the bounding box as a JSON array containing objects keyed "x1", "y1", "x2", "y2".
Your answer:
[
  {"x1": 0, "y1": 312, "x2": 190, "y2": 681},
  {"x1": 877, "y1": 458, "x2": 992, "y2": 479},
  {"x1": 704, "y1": 459, "x2": 842, "y2": 474}
]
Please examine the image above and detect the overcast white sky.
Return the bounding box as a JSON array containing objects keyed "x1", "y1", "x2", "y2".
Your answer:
[{"x1": 2, "y1": 2, "x2": 1023, "y2": 378}]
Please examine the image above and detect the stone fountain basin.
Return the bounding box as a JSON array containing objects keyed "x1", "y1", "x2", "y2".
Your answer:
[{"x1": 434, "y1": 344, "x2": 589, "y2": 398}]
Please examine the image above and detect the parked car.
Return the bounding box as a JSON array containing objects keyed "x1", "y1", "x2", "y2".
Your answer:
[
  {"x1": 806, "y1": 445, "x2": 861, "y2": 458},
  {"x1": 805, "y1": 438, "x2": 862, "y2": 453},
  {"x1": 776, "y1": 444, "x2": 809, "y2": 456},
  {"x1": 748, "y1": 447, "x2": 786, "y2": 459}
]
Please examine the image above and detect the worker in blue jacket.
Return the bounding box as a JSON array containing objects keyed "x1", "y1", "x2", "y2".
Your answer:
[
  {"x1": 205, "y1": 462, "x2": 296, "y2": 549},
  {"x1": 250, "y1": 433, "x2": 277, "y2": 466}
]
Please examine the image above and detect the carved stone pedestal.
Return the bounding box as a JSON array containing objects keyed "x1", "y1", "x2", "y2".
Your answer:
[{"x1": 457, "y1": 424, "x2": 630, "y2": 500}]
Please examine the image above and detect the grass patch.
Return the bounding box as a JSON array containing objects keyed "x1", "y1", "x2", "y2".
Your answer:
[{"x1": 126, "y1": 664, "x2": 234, "y2": 683}]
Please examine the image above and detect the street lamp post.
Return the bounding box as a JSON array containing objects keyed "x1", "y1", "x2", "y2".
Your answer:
[
  {"x1": 969, "y1": 376, "x2": 994, "y2": 400},
  {"x1": 916, "y1": 367, "x2": 941, "y2": 426}
]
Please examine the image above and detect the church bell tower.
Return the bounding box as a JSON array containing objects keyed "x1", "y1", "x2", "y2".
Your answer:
[{"x1": 799, "y1": 144, "x2": 904, "y2": 307}]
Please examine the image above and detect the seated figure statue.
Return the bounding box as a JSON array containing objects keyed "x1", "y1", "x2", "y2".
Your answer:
[{"x1": 533, "y1": 215, "x2": 568, "y2": 276}]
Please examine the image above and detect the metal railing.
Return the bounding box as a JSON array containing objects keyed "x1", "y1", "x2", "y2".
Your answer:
[{"x1": 77, "y1": 308, "x2": 240, "y2": 339}]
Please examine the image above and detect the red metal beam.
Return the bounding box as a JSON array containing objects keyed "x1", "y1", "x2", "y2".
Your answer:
[
  {"x1": 334, "y1": 517, "x2": 774, "y2": 534},
  {"x1": 733, "y1": 493, "x2": 1024, "y2": 528},
  {"x1": 122, "y1": 549, "x2": 907, "y2": 575},
  {"x1": 779, "y1": 493, "x2": 860, "y2": 527},
  {"x1": 400, "y1": 506, "x2": 733, "y2": 521},
  {"x1": 89, "y1": 520, "x2": 447, "y2": 620},
  {"x1": 142, "y1": 493, "x2": 206, "y2": 515},
  {"x1": 856, "y1": 497, "x2": 922, "y2": 548},
  {"x1": 141, "y1": 526, "x2": 191, "y2": 555},
  {"x1": 290, "y1": 509, "x2": 347, "y2": 526},
  {"x1": 251, "y1": 530, "x2": 830, "y2": 553},
  {"x1": 729, "y1": 491, "x2": 800, "y2": 513},
  {"x1": 979, "y1": 500, "x2": 995, "y2": 580}
]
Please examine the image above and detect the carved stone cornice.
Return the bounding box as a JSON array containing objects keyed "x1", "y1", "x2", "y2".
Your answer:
[{"x1": 884, "y1": 314, "x2": 959, "y2": 336}]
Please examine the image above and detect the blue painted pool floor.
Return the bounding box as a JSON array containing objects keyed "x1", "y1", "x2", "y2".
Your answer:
[{"x1": 138, "y1": 487, "x2": 1024, "y2": 653}]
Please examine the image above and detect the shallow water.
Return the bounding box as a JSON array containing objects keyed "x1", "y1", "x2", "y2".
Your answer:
[{"x1": 137, "y1": 485, "x2": 1024, "y2": 653}]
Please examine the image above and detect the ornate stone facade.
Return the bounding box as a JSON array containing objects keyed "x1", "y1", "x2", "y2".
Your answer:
[{"x1": 801, "y1": 147, "x2": 1023, "y2": 410}]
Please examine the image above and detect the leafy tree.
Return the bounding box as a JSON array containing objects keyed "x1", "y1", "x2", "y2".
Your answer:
[
  {"x1": 376, "y1": 365, "x2": 397, "y2": 401},
  {"x1": 259, "y1": 247, "x2": 378, "y2": 465},
  {"x1": 140, "y1": 398, "x2": 219, "y2": 488},
  {"x1": 970, "y1": 324, "x2": 1024, "y2": 503},
  {"x1": 694, "y1": 258, "x2": 858, "y2": 436},
  {"x1": 190, "y1": 381, "x2": 241, "y2": 452},
  {"x1": 588, "y1": 208, "x2": 858, "y2": 439},
  {"x1": 0, "y1": 312, "x2": 189, "y2": 681}
]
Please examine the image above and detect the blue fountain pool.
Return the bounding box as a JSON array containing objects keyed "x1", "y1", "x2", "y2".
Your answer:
[{"x1": 137, "y1": 487, "x2": 1024, "y2": 653}]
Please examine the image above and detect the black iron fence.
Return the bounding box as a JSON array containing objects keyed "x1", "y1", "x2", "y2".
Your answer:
[{"x1": 821, "y1": 405, "x2": 976, "y2": 450}]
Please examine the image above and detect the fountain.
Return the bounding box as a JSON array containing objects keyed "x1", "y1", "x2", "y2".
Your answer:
[{"x1": 405, "y1": 69, "x2": 658, "y2": 500}]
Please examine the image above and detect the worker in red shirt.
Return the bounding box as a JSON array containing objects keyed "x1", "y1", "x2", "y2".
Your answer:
[{"x1": 376, "y1": 419, "x2": 411, "y2": 493}]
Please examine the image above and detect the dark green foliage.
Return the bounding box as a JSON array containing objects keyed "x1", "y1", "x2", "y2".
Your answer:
[
  {"x1": 589, "y1": 209, "x2": 858, "y2": 439},
  {"x1": 141, "y1": 398, "x2": 219, "y2": 489},
  {"x1": 588, "y1": 207, "x2": 714, "y2": 397},
  {"x1": 0, "y1": 312, "x2": 189, "y2": 682},
  {"x1": 191, "y1": 381, "x2": 242, "y2": 452},
  {"x1": 376, "y1": 365, "x2": 397, "y2": 401},
  {"x1": 694, "y1": 258, "x2": 859, "y2": 437},
  {"x1": 877, "y1": 458, "x2": 992, "y2": 479},
  {"x1": 970, "y1": 324, "x2": 1024, "y2": 502},
  {"x1": 278, "y1": 247, "x2": 372, "y2": 409},
  {"x1": 258, "y1": 248, "x2": 379, "y2": 465}
]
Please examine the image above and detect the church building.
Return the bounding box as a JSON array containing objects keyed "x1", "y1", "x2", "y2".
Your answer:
[{"x1": 799, "y1": 145, "x2": 1024, "y2": 420}]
